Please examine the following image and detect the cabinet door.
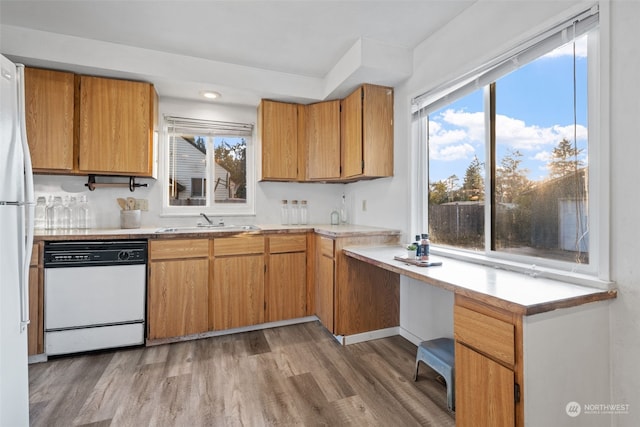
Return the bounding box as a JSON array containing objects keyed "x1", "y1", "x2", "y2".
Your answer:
[
  {"x1": 341, "y1": 87, "x2": 363, "y2": 178},
  {"x1": 455, "y1": 342, "x2": 515, "y2": 427},
  {"x1": 307, "y1": 100, "x2": 340, "y2": 180},
  {"x1": 266, "y1": 251, "x2": 306, "y2": 322},
  {"x1": 361, "y1": 84, "x2": 393, "y2": 177},
  {"x1": 314, "y1": 235, "x2": 335, "y2": 332},
  {"x1": 148, "y1": 258, "x2": 209, "y2": 340},
  {"x1": 24, "y1": 67, "x2": 75, "y2": 172},
  {"x1": 78, "y1": 76, "x2": 155, "y2": 176},
  {"x1": 211, "y1": 254, "x2": 265, "y2": 330},
  {"x1": 260, "y1": 100, "x2": 298, "y2": 180},
  {"x1": 341, "y1": 84, "x2": 393, "y2": 180},
  {"x1": 27, "y1": 244, "x2": 43, "y2": 356}
]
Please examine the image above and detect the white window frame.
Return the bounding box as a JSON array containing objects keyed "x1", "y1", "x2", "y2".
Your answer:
[
  {"x1": 161, "y1": 116, "x2": 256, "y2": 217},
  {"x1": 411, "y1": 3, "x2": 611, "y2": 287}
]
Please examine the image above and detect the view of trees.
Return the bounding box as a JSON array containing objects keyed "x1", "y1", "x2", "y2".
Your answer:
[
  {"x1": 429, "y1": 138, "x2": 585, "y2": 249},
  {"x1": 214, "y1": 138, "x2": 247, "y2": 199}
]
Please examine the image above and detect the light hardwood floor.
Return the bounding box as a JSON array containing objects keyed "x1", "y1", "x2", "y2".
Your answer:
[{"x1": 29, "y1": 321, "x2": 455, "y2": 426}]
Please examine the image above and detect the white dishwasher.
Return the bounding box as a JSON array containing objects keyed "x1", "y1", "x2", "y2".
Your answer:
[{"x1": 43, "y1": 240, "x2": 147, "y2": 356}]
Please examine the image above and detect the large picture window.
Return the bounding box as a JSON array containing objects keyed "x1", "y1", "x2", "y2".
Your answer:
[
  {"x1": 163, "y1": 117, "x2": 255, "y2": 215},
  {"x1": 413, "y1": 6, "x2": 603, "y2": 276}
]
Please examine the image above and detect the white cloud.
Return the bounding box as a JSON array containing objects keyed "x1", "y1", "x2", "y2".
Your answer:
[
  {"x1": 432, "y1": 142, "x2": 476, "y2": 161},
  {"x1": 495, "y1": 115, "x2": 587, "y2": 149},
  {"x1": 542, "y1": 35, "x2": 588, "y2": 59},
  {"x1": 533, "y1": 150, "x2": 551, "y2": 162},
  {"x1": 429, "y1": 108, "x2": 587, "y2": 158},
  {"x1": 428, "y1": 109, "x2": 483, "y2": 161}
]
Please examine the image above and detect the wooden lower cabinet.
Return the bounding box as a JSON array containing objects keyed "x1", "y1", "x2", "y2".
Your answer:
[
  {"x1": 210, "y1": 235, "x2": 265, "y2": 330},
  {"x1": 454, "y1": 295, "x2": 522, "y2": 427},
  {"x1": 28, "y1": 242, "x2": 44, "y2": 356},
  {"x1": 315, "y1": 236, "x2": 335, "y2": 332},
  {"x1": 265, "y1": 234, "x2": 307, "y2": 322},
  {"x1": 148, "y1": 239, "x2": 209, "y2": 340},
  {"x1": 315, "y1": 232, "x2": 400, "y2": 336},
  {"x1": 455, "y1": 343, "x2": 515, "y2": 426}
]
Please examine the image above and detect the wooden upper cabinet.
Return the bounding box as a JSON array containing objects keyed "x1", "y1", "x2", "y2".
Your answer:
[
  {"x1": 259, "y1": 99, "x2": 299, "y2": 180},
  {"x1": 341, "y1": 84, "x2": 394, "y2": 180},
  {"x1": 78, "y1": 75, "x2": 156, "y2": 176},
  {"x1": 306, "y1": 100, "x2": 341, "y2": 181},
  {"x1": 24, "y1": 67, "x2": 75, "y2": 172}
]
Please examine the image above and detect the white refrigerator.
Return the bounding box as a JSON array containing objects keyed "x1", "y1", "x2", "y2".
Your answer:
[{"x1": 0, "y1": 53, "x2": 34, "y2": 427}]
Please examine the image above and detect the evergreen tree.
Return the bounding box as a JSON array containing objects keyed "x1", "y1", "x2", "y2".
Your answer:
[
  {"x1": 549, "y1": 138, "x2": 584, "y2": 179},
  {"x1": 496, "y1": 149, "x2": 531, "y2": 203},
  {"x1": 462, "y1": 156, "x2": 484, "y2": 201},
  {"x1": 429, "y1": 180, "x2": 449, "y2": 204}
]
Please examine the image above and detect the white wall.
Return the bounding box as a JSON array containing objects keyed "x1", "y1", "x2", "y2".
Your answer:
[{"x1": 608, "y1": 1, "x2": 640, "y2": 425}]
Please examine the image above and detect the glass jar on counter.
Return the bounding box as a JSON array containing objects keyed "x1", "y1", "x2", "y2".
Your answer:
[
  {"x1": 77, "y1": 195, "x2": 90, "y2": 229},
  {"x1": 299, "y1": 200, "x2": 308, "y2": 225},
  {"x1": 34, "y1": 196, "x2": 47, "y2": 230},
  {"x1": 46, "y1": 196, "x2": 65, "y2": 229},
  {"x1": 290, "y1": 200, "x2": 299, "y2": 225},
  {"x1": 280, "y1": 199, "x2": 289, "y2": 225}
]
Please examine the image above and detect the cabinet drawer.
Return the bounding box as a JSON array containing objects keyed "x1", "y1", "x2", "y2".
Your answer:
[
  {"x1": 454, "y1": 304, "x2": 515, "y2": 366},
  {"x1": 319, "y1": 236, "x2": 334, "y2": 258},
  {"x1": 214, "y1": 235, "x2": 265, "y2": 256},
  {"x1": 150, "y1": 239, "x2": 209, "y2": 260},
  {"x1": 269, "y1": 234, "x2": 306, "y2": 254}
]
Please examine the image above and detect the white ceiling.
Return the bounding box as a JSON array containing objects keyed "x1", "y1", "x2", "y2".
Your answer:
[{"x1": 0, "y1": 0, "x2": 476, "y2": 106}]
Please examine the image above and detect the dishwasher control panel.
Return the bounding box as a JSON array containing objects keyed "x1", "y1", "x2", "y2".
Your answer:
[{"x1": 44, "y1": 240, "x2": 147, "y2": 267}]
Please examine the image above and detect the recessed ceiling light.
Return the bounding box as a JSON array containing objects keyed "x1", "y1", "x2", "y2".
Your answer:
[{"x1": 201, "y1": 90, "x2": 221, "y2": 100}]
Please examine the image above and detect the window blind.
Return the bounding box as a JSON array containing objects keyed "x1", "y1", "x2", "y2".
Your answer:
[
  {"x1": 165, "y1": 116, "x2": 254, "y2": 136},
  {"x1": 411, "y1": 4, "x2": 599, "y2": 118}
]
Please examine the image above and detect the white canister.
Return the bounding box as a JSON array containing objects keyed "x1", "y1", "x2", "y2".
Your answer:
[{"x1": 120, "y1": 210, "x2": 141, "y2": 229}]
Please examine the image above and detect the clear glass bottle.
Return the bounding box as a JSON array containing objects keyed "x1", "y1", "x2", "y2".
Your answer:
[
  {"x1": 48, "y1": 196, "x2": 64, "y2": 229},
  {"x1": 280, "y1": 199, "x2": 289, "y2": 225},
  {"x1": 34, "y1": 196, "x2": 47, "y2": 230},
  {"x1": 290, "y1": 200, "x2": 299, "y2": 225},
  {"x1": 330, "y1": 209, "x2": 340, "y2": 225},
  {"x1": 300, "y1": 200, "x2": 308, "y2": 225},
  {"x1": 61, "y1": 195, "x2": 71, "y2": 229},
  {"x1": 78, "y1": 195, "x2": 90, "y2": 229},
  {"x1": 67, "y1": 196, "x2": 77, "y2": 229},
  {"x1": 340, "y1": 193, "x2": 348, "y2": 224}
]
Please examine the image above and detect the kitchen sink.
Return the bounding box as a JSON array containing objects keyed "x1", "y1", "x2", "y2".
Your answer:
[{"x1": 155, "y1": 224, "x2": 261, "y2": 233}]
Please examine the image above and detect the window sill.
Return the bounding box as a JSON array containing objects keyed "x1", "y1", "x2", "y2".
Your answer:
[{"x1": 429, "y1": 246, "x2": 612, "y2": 290}]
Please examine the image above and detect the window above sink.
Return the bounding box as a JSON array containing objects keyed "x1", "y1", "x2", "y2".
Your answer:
[{"x1": 161, "y1": 116, "x2": 256, "y2": 217}]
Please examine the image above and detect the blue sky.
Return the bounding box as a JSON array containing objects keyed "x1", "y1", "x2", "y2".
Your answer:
[{"x1": 428, "y1": 36, "x2": 588, "y2": 184}]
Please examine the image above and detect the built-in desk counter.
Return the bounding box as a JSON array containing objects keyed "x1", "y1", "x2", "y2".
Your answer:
[
  {"x1": 343, "y1": 245, "x2": 616, "y2": 315},
  {"x1": 344, "y1": 244, "x2": 617, "y2": 427}
]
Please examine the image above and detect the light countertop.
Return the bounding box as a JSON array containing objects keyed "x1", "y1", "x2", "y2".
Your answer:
[
  {"x1": 33, "y1": 224, "x2": 400, "y2": 241},
  {"x1": 343, "y1": 245, "x2": 616, "y2": 316}
]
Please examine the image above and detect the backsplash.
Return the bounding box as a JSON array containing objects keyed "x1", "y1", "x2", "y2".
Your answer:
[{"x1": 34, "y1": 174, "x2": 346, "y2": 229}]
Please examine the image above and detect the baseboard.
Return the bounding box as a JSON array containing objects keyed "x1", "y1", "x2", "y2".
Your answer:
[
  {"x1": 341, "y1": 326, "x2": 400, "y2": 345},
  {"x1": 28, "y1": 353, "x2": 47, "y2": 364},
  {"x1": 146, "y1": 316, "x2": 319, "y2": 347},
  {"x1": 399, "y1": 327, "x2": 424, "y2": 346}
]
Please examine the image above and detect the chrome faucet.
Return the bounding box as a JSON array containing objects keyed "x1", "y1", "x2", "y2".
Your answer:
[
  {"x1": 200, "y1": 213, "x2": 224, "y2": 227},
  {"x1": 200, "y1": 212, "x2": 214, "y2": 225}
]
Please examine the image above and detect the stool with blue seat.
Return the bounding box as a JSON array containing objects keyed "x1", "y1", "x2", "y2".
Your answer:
[{"x1": 413, "y1": 337, "x2": 455, "y2": 411}]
